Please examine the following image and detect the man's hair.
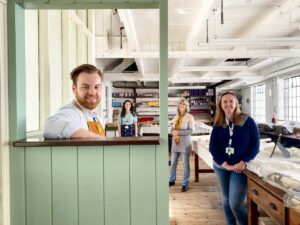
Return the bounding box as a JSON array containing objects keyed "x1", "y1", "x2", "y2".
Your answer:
[{"x1": 70, "y1": 64, "x2": 103, "y2": 85}]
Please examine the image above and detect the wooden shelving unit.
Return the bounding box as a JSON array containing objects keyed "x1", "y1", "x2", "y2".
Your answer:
[{"x1": 111, "y1": 83, "x2": 160, "y2": 120}]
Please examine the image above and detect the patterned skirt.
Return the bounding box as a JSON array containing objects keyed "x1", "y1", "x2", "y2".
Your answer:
[{"x1": 121, "y1": 124, "x2": 135, "y2": 137}]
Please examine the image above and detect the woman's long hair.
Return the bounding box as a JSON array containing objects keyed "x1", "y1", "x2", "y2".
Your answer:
[
  {"x1": 213, "y1": 91, "x2": 243, "y2": 127},
  {"x1": 121, "y1": 100, "x2": 136, "y2": 117},
  {"x1": 177, "y1": 98, "x2": 190, "y2": 115}
]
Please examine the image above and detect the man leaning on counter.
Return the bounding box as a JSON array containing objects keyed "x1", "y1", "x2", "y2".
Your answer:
[{"x1": 44, "y1": 64, "x2": 105, "y2": 139}]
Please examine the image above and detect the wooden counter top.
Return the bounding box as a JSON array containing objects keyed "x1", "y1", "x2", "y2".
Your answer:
[{"x1": 14, "y1": 136, "x2": 160, "y2": 147}]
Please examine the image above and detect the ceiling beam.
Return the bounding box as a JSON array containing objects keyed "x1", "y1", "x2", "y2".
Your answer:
[
  {"x1": 178, "y1": 66, "x2": 248, "y2": 72},
  {"x1": 110, "y1": 58, "x2": 135, "y2": 72},
  {"x1": 236, "y1": 0, "x2": 300, "y2": 38},
  {"x1": 96, "y1": 48, "x2": 300, "y2": 59},
  {"x1": 118, "y1": 9, "x2": 145, "y2": 75},
  {"x1": 227, "y1": 58, "x2": 270, "y2": 78},
  {"x1": 201, "y1": 37, "x2": 300, "y2": 47},
  {"x1": 209, "y1": 0, "x2": 299, "y2": 88},
  {"x1": 169, "y1": 0, "x2": 220, "y2": 77},
  {"x1": 259, "y1": 58, "x2": 300, "y2": 78}
]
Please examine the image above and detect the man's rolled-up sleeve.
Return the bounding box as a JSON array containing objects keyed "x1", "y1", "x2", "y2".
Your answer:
[{"x1": 44, "y1": 109, "x2": 82, "y2": 139}]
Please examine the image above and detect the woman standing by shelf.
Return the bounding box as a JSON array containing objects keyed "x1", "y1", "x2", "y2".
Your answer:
[
  {"x1": 169, "y1": 99, "x2": 194, "y2": 192},
  {"x1": 118, "y1": 100, "x2": 138, "y2": 137}
]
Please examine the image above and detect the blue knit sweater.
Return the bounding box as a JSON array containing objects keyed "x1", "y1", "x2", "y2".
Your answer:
[{"x1": 209, "y1": 116, "x2": 260, "y2": 166}]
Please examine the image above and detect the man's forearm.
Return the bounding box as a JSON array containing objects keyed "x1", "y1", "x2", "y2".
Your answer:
[{"x1": 71, "y1": 128, "x2": 100, "y2": 138}]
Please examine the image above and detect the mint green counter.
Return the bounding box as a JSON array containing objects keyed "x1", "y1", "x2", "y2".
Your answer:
[{"x1": 11, "y1": 137, "x2": 164, "y2": 225}]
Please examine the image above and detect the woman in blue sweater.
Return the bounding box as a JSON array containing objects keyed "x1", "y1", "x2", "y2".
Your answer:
[{"x1": 209, "y1": 91, "x2": 259, "y2": 225}]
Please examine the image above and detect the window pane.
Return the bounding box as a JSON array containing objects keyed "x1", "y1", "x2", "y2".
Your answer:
[
  {"x1": 25, "y1": 10, "x2": 40, "y2": 132},
  {"x1": 253, "y1": 84, "x2": 265, "y2": 122}
]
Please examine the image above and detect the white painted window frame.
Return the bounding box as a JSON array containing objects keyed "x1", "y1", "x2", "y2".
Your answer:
[
  {"x1": 0, "y1": 1, "x2": 10, "y2": 224},
  {"x1": 253, "y1": 83, "x2": 266, "y2": 122},
  {"x1": 283, "y1": 75, "x2": 300, "y2": 122},
  {"x1": 26, "y1": 9, "x2": 95, "y2": 136}
]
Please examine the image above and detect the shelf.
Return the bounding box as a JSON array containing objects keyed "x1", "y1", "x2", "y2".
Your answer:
[
  {"x1": 191, "y1": 105, "x2": 211, "y2": 107},
  {"x1": 136, "y1": 96, "x2": 159, "y2": 99},
  {"x1": 191, "y1": 112, "x2": 211, "y2": 115},
  {"x1": 112, "y1": 96, "x2": 135, "y2": 98},
  {"x1": 135, "y1": 86, "x2": 159, "y2": 89},
  {"x1": 112, "y1": 85, "x2": 135, "y2": 89},
  {"x1": 113, "y1": 85, "x2": 159, "y2": 89},
  {"x1": 189, "y1": 96, "x2": 213, "y2": 98}
]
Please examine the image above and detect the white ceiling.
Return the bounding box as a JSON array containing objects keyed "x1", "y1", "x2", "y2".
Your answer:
[{"x1": 94, "y1": 0, "x2": 300, "y2": 89}]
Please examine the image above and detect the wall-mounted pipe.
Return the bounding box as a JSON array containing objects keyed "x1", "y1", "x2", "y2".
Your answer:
[{"x1": 120, "y1": 26, "x2": 124, "y2": 49}]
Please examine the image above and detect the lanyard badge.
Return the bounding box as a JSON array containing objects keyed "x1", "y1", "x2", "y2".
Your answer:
[{"x1": 225, "y1": 118, "x2": 235, "y2": 157}]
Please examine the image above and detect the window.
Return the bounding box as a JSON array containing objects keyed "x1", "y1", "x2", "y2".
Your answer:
[
  {"x1": 284, "y1": 75, "x2": 300, "y2": 122},
  {"x1": 253, "y1": 84, "x2": 265, "y2": 122},
  {"x1": 24, "y1": 9, "x2": 94, "y2": 135}
]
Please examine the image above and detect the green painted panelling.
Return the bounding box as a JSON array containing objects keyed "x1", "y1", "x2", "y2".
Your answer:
[
  {"x1": 157, "y1": 0, "x2": 169, "y2": 224},
  {"x1": 8, "y1": 1, "x2": 26, "y2": 141},
  {"x1": 78, "y1": 146, "x2": 104, "y2": 225},
  {"x1": 20, "y1": 0, "x2": 158, "y2": 9},
  {"x1": 155, "y1": 144, "x2": 169, "y2": 225},
  {"x1": 102, "y1": 0, "x2": 127, "y2": 3},
  {"x1": 22, "y1": 0, "x2": 48, "y2": 3},
  {"x1": 25, "y1": 147, "x2": 52, "y2": 225},
  {"x1": 129, "y1": 0, "x2": 156, "y2": 2},
  {"x1": 104, "y1": 145, "x2": 130, "y2": 225},
  {"x1": 52, "y1": 147, "x2": 78, "y2": 225},
  {"x1": 130, "y1": 145, "x2": 156, "y2": 225},
  {"x1": 49, "y1": 0, "x2": 74, "y2": 3},
  {"x1": 10, "y1": 148, "x2": 25, "y2": 225},
  {"x1": 75, "y1": 0, "x2": 102, "y2": 3}
]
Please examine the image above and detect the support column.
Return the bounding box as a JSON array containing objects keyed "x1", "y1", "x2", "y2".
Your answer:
[
  {"x1": 8, "y1": 2, "x2": 26, "y2": 141},
  {"x1": 157, "y1": 0, "x2": 169, "y2": 225},
  {"x1": 8, "y1": 3, "x2": 26, "y2": 225}
]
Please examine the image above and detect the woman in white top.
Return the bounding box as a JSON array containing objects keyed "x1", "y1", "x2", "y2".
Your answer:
[{"x1": 169, "y1": 99, "x2": 194, "y2": 192}]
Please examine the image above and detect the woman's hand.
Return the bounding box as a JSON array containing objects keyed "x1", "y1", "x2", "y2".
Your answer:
[
  {"x1": 221, "y1": 161, "x2": 234, "y2": 171},
  {"x1": 172, "y1": 130, "x2": 179, "y2": 136},
  {"x1": 233, "y1": 161, "x2": 247, "y2": 174}
]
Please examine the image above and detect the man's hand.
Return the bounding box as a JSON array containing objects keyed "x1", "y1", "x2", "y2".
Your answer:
[{"x1": 71, "y1": 128, "x2": 103, "y2": 138}]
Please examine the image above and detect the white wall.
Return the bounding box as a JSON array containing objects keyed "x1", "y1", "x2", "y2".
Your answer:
[
  {"x1": 0, "y1": 1, "x2": 9, "y2": 224},
  {"x1": 241, "y1": 87, "x2": 251, "y2": 115},
  {"x1": 265, "y1": 79, "x2": 277, "y2": 123}
]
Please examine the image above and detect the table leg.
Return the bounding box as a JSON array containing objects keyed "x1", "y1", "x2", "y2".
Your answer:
[
  {"x1": 248, "y1": 194, "x2": 258, "y2": 225},
  {"x1": 194, "y1": 153, "x2": 199, "y2": 182}
]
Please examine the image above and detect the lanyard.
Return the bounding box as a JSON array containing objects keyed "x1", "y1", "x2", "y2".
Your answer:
[
  {"x1": 225, "y1": 117, "x2": 234, "y2": 147},
  {"x1": 123, "y1": 112, "x2": 131, "y2": 125}
]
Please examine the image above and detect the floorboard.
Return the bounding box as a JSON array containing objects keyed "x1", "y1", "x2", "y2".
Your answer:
[{"x1": 169, "y1": 153, "x2": 226, "y2": 225}]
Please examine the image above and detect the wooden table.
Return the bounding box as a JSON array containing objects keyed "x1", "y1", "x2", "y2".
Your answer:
[
  {"x1": 244, "y1": 170, "x2": 300, "y2": 225},
  {"x1": 192, "y1": 140, "x2": 214, "y2": 182},
  {"x1": 260, "y1": 132, "x2": 300, "y2": 148}
]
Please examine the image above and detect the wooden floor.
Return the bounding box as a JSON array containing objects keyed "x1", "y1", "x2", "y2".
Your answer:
[{"x1": 169, "y1": 153, "x2": 226, "y2": 225}]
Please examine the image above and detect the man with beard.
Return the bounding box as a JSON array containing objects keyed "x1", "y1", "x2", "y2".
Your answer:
[{"x1": 44, "y1": 64, "x2": 105, "y2": 139}]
